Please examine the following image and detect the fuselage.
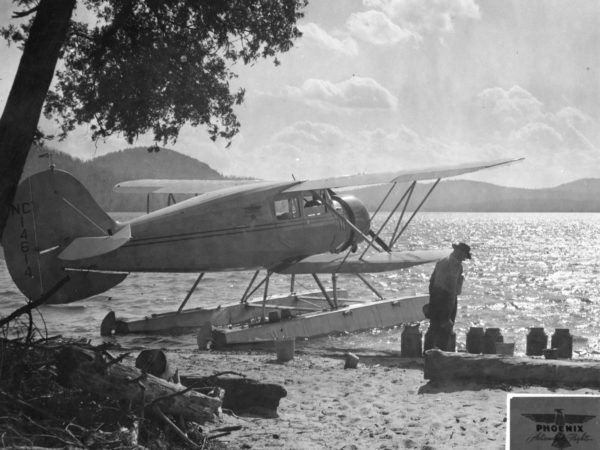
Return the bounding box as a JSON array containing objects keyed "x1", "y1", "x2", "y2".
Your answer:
[{"x1": 68, "y1": 181, "x2": 371, "y2": 273}]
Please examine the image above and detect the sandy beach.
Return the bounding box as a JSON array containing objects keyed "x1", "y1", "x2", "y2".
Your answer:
[{"x1": 168, "y1": 348, "x2": 600, "y2": 450}]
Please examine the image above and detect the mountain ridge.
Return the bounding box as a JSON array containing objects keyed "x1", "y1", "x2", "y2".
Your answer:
[{"x1": 21, "y1": 147, "x2": 600, "y2": 212}]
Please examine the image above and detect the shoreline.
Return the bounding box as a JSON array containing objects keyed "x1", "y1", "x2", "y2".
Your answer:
[{"x1": 169, "y1": 349, "x2": 600, "y2": 450}]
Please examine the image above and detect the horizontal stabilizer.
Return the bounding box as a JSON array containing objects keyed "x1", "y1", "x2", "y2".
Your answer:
[
  {"x1": 276, "y1": 250, "x2": 449, "y2": 274},
  {"x1": 58, "y1": 224, "x2": 131, "y2": 261}
]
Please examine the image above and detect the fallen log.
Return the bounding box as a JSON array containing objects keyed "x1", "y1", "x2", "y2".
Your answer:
[
  {"x1": 424, "y1": 349, "x2": 600, "y2": 387},
  {"x1": 56, "y1": 345, "x2": 222, "y2": 423},
  {"x1": 181, "y1": 374, "x2": 287, "y2": 418}
]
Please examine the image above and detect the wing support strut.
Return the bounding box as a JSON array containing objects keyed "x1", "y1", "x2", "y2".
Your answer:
[
  {"x1": 312, "y1": 274, "x2": 336, "y2": 309},
  {"x1": 240, "y1": 270, "x2": 262, "y2": 304},
  {"x1": 389, "y1": 182, "x2": 416, "y2": 248},
  {"x1": 390, "y1": 178, "x2": 441, "y2": 248},
  {"x1": 355, "y1": 273, "x2": 384, "y2": 300},
  {"x1": 260, "y1": 271, "x2": 272, "y2": 323},
  {"x1": 370, "y1": 182, "x2": 398, "y2": 220},
  {"x1": 176, "y1": 273, "x2": 205, "y2": 314},
  {"x1": 316, "y1": 191, "x2": 382, "y2": 255},
  {"x1": 360, "y1": 181, "x2": 416, "y2": 260},
  {"x1": 332, "y1": 274, "x2": 339, "y2": 308}
]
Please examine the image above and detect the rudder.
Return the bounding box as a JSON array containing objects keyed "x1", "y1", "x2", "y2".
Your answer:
[{"x1": 2, "y1": 168, "x2": 127, "y2": 304}]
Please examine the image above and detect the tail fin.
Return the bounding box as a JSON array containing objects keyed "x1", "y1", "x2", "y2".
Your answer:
[{"x1": 2, "y1": 168, "x2": 127, "y2": 304}]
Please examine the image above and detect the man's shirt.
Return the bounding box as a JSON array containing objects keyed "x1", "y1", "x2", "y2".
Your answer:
[{"x1": 430, "y1": 253, "x2": 463, "y2": 295}]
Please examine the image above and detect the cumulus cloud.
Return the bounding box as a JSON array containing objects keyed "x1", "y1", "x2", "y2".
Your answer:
[
  {"x1": 249, "y1": 122, "x2": 352, "y2": 179},
  {"x1": 363, "y1": 0, "x2": 481, "y2": 33},
  {"x1": 477, "y1": 86, "x2": 544, "y2": 124},
  {"x1": 273, "y1": 121, "x2": 349, "y2": 148},
  {"x1": 555, "y1": 106, "x2": 592, "y2": 128},
  {"x1": 298, "y1": 23, "x2": 359, "y2": 56},
  {"x1": 509, "y1": 122, "x2": 563, "y2": 151},
  {"x1": 472, "y1": 85, "x2": 599, "y2": 173},
  {"x1": 358, "y1": 126, "x2": 425, "y2": 159},
  {"x1": 209, "y1": 120, "x2": 455, "y2": 180},
  {"x1": 283, "y1": 76, "x2": 398, "y2": 110},
  {"x1": 346, "y1": 10, "x2": 420, "y2": 45}
]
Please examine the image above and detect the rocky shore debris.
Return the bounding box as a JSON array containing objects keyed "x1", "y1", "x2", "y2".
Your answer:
[
  {"x1": 0, "y1": 338, "x2": 283, "y2": 448},
  {"x1": 344, "y1": 352, "x2": 359, "y2": 369}
]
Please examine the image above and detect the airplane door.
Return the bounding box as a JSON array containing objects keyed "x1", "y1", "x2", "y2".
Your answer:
[{"x1": 330, "y1": 197, "x2": 352, "y2": 252}]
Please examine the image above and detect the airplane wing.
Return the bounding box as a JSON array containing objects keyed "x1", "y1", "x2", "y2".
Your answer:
[
  {"x1": 283, "y1": 157, "x2": 523, "y2": 192},
  {"x1": 114, "y1": 179, "x2": 260, "y2": 194},
  {"x1": 114, "y1": 157, "x2": 522, "y2": 195},
  {"x1": 274, "y1": 250, "x2": 449, "y2": 274}
]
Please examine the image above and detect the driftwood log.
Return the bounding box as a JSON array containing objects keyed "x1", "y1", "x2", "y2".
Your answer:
[
  {"x1": 181, "y1": 374, "x2": 287, "y2": 418},
  {"x1": 424, "y1": 349, "x2": 600, "y2": 387},
  {"x1": 56, "y1": 346, "x2": 222, "y2": 423}
]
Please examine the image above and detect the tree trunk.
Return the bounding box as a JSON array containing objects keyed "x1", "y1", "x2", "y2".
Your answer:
[
  {"x1": 57, "y1": 346, "x2": 222, "y2": 423},
  {"x1": 424, "y1": 349, "x2": 600, "y2": 387},
  {"x1": 0, "y1": 0, "x2": 76, "y2": 238}
]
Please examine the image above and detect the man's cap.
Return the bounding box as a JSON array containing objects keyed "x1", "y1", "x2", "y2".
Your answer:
[{"x1": 452, "y1": 242, "x2": 472, "y2": 259}]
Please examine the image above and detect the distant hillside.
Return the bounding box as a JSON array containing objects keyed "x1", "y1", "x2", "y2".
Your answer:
[
  {"x1": 20, "y1": 146, "x2": 600, "y2": 212},
  {"x1": 352, "y1": 179, "x2": 600, "y2": 212},
  {"x1": 22, "y1": 146, "x2": 225, "y2": 211}
]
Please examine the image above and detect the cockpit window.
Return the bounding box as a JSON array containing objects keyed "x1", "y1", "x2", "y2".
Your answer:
[
  {"x1": 274, "y1": 196, "x2": 300, "y2": 220},
  {"x1": 303, "y1": 190, "x2": 326, "y2": 217}
]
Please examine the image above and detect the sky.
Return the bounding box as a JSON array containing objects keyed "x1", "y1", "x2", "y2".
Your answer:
[{"x1": 1, "y1": 0, "x2": 600, "y2": 188}]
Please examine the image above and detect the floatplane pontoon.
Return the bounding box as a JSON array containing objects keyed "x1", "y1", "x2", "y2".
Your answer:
[{"x1": 100, "y1": 270, "x2": 430, "y2": 350}]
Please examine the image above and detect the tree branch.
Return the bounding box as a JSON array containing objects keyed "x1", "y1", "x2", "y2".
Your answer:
[
  {"x1": 12, "y1": 5, "x2": 41, "y2": 19},
  {"x1": 0, "y1": 276, "x2": 70, "y2": 329}
]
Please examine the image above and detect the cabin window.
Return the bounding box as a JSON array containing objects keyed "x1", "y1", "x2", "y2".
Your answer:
[
  {"x1": 274, "y1": 196, "x2": 300, "y2": 220},
  {"x1": 303, "y1": 190, "x2": 326, "y2": 217}
]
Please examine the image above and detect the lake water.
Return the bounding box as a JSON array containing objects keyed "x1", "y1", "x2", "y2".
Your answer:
[{"x1": 1, "y1": 212, "x2": 600, "y2": 358}]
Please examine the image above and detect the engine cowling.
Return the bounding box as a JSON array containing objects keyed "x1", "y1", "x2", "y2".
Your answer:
[{"x1": 330, "y1": 194, "x2": 371, "y2": 253}]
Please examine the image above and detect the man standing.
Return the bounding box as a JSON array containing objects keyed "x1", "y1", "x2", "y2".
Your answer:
[{"x1": 424, "y1": 242, "x2": 471, "y2": 351}]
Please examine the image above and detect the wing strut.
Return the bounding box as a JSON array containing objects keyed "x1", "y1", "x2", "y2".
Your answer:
[
  {"x1": 240, "y1": 270, "x2": 262, "y2": 304},
  {"x1": 355, "y1": 273, "x2": 384, "y2": 300},
  {"x1": 390, "y1": 178, "x2": 440, "y2": 248},
  {"x1": 370, "y1": 182, "x2": 398, "y2": 221},
  {"x1": 316, "y1": 191, "x2": 382, "y2": 255},
  {"x1": 176, "y1": 273, "x2": 205, "y2": 314},
  {"x1": 334, "y1": 247, "x2": 354, "y2": 274},
  {"x1": 332, "y1": 274, "x2": 339, "y2": 308},
  {"x1": 360, "y1": 181, "x2": 416, "y2": 260},
  {"x1": 389, "y1": 182, "x2": 417, "y2": 248},
  {"x1": 312, "y1": 274, "x2": 336, "y2": 309},
  {"x1": 368, "y1": 231, "x2": 391, "y2": 252},
  {"x1": 260, "y1": 271, "x2": 272, "y2": 323}
]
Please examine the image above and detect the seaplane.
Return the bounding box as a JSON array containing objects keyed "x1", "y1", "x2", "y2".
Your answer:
[{"x1": 1, "y1": 157, "x2": 522, "y2": 348}]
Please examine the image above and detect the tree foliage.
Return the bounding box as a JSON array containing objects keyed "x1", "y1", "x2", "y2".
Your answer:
[
  {"x1": 3, "y1": 0, "x2": 307, "y2": 144},
  {"x1": 0, "y1": 0, "x2": 306, "y2": 239}
]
